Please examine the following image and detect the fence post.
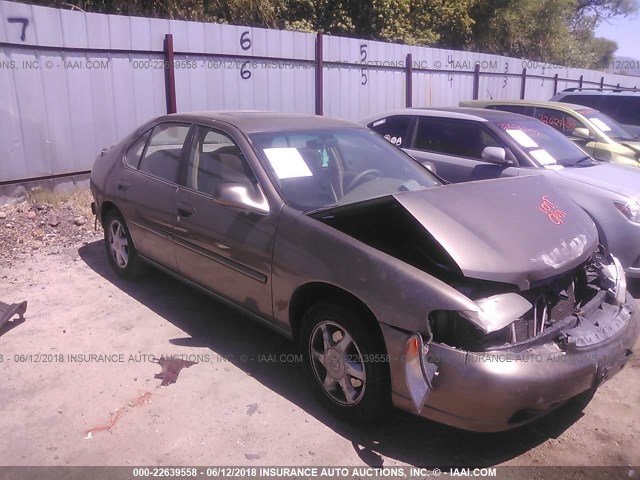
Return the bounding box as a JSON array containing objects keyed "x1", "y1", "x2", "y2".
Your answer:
[
  {"x1": 579, "y1": 75, "x2": 583, "y2": 89},
  {"x1": 405, "y1": 53, "x2": 413, "y2": 107},
  {"x1": 600, "y1": 76, "x2": 605, "y2": 89},
  {"x1": 163, "y1": 34, "x2": 177, "y2": 114},
  {"x1": 520, "y1": 68, "x2": 526, "y2": 99},
  {"x1": 315, "y1": 32, "x2": 323, "y2": 116},
  {"x1": 553, "y1": 73, "x2": 559, "y2": 95},
  {"x1": 472, "y1": 63, "x2": 480, "y2": 100}
]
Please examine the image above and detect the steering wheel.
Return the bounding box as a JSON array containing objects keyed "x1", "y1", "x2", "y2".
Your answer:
[{"x1": 346, "y1": 169, "x2": 381, "y2": 192}]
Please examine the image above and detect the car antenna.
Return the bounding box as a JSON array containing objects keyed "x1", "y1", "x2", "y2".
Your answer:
[{"x1": 486, "y1": 89, "x2": 493, "y2": 100}]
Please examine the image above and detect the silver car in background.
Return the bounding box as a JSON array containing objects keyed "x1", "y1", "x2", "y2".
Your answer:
[
  {"x1": 551, "y1": 88, "x2": 640, "y2": 136},
  {"x1": 364, "y1": 108, "x2": 640, "y2": 279}
]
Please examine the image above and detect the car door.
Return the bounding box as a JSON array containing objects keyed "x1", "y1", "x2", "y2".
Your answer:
[
  {"x1": 173, "y1": 125, "x2": 277, "y2": 319},
  {"x1": 405, "y1": 116, "x2": 520, "y2": 183},
  {"x1": 121, "y1": 122, "x2": 191, "y2": 272}
]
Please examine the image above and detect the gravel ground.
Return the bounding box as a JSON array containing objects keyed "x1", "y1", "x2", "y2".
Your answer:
[
  {"x1": 0, "y1": 190, "x2": 101, "y2": 260},
  {"x1": 0, "y1": 190, "x2": 639, "y2": 468}
]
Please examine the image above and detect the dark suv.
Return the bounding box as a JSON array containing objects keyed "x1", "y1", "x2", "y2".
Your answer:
[{"x1": 551, "y1": 88, "x2": 640, "y2": 136}]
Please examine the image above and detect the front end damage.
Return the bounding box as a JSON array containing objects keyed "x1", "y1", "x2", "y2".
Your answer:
[
  {"x1": 310, "y1": 176, "x2": 638, "y2": 431},
  {"x1": 391, "y1": 249, "x2": 637, "y2": 432}
]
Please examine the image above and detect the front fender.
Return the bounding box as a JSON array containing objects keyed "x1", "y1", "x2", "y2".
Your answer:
[{"x1": 271, "y1": 207, "x2": 476, "y2": 334}]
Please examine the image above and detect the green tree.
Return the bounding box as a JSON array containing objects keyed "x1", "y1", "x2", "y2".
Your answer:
[
  {"x1": 32, "y1": 0, "x2": 637, "y2": 69},
  {"x1": 284, "y1": 0, "x2": 475, "y2": 46},
  {"x1": 467, "y1": 0, "x2": 635, "y2": 68}
]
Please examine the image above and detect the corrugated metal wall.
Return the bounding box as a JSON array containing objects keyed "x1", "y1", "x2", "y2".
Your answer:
[{"x1": 0, "y1": 0, "x2": 638, "y2": 183}]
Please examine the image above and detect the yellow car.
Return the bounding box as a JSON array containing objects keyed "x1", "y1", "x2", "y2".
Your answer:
[{"x1": 461, "y1": 99, "x2": 640, "y2": 168}]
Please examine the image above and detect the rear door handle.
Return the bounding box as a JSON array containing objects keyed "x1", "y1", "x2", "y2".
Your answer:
[
  {"x1": 177, "y1": 203, "x2": 195, "y2": 217},
  {"x1": 117, "y1": 180, "x2": 130, "y2": 191}
]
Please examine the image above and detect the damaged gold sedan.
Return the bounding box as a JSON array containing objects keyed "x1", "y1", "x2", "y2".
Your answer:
[{"x1": 90, "y1": 112, "x2": 638, "y2": 431}]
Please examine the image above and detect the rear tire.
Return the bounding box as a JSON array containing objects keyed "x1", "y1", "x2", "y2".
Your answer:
[
  {"x1": 301, "y1": 301, "x2": 390, "y2": 423},
  {"x1": 103, "y1": 209, "x2": 147, "y2": 279}
]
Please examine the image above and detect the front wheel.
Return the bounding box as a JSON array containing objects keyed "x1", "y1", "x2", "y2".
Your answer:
[
  {"x1": 301, "y1": 301, "x2": 390, "y2": 423},
  {"x1": 104, "y1": 209, "x2": 147, "y2": 279}
]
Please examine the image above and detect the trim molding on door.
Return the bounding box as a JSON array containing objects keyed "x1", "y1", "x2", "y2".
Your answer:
[{"x1": 172, "y1": 237, "x2": 267, "y2": 284}]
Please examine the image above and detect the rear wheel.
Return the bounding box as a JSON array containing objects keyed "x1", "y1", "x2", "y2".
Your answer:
[
  {"x1": 301, "y1": 301, "x2": 390, "y2": 423},
  {"x1": 104, "y1": 209, "x2": 147, "y2": 279}
]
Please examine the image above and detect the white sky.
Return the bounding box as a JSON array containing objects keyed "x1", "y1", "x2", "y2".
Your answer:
[{"x1": 595, "y1": 13, "x2": 640, "y2": 59}]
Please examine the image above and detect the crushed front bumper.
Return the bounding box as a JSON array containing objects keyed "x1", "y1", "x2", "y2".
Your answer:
[{"x1": 382, "y1": 292, "x2": 638, "y2": 432}]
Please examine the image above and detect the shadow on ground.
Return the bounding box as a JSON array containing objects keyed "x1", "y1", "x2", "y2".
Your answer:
[
  {"x1": 0, "y1": 317, "x2": 25, "y2": 337},
  {"x1": 79, "y1": 240, "x2": 598, "y2": 468}
]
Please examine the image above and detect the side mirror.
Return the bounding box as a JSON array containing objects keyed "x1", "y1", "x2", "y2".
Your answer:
[
  {"x1": 572, "y1": 127, "x2": 592, "y2": 141},
  {"x1": 213, "y1": 183, "x2": 270, "y2": 215},
  {"x1": 481, "y1": 146, "x2": 511, "y2": 165}
]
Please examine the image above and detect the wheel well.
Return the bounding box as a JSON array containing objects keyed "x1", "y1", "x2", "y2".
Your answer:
[
  {"x1": 581, "y1": 208, "x2": 608, "y2": 249},
  {"x1": 289, "y1": 283, "x2": 386, "y2": 351},
  {"x1": 100, "y1": 201, "x2": 119, "y2": 225}
]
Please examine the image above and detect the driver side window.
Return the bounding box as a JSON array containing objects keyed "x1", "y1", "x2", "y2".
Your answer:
[
  {"x1": 534, "y1": 108, "x2": 583, "y2": 136},
  {"x1": 185, "y1": 127, "x2": 256, "y2": 196},
  {"x1": 413, "y1": 118, "x2": 503, "y2": 161}
]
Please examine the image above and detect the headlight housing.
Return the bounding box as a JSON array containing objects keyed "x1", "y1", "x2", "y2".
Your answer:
[
  {"x1": 614, "y1": 199, "x2": 640, "y2": 223},
  {"x1": 459, "y1": 293, "x2": 533, "y2": 334}
]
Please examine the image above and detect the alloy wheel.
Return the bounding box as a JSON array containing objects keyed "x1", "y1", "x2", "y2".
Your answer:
[
  {"x1": 309, "y1": 320, "x2": 366, "y2": 406},
  {"x1": 108, "y1": 219, "x2": 129, "y2": 269}
]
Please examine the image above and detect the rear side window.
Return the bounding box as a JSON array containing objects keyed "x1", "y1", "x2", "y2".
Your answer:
[
  {"x1": 124, "y1": 131, "x2": 151, "y2": 168},
  {"x1": 138, "y1": 124, "x2": 190, "y2": 183},
  {"x1": 600, "y1": 96, "x2": 640, "y2": 125},
  {"x1": 368, "y1": 116, "x2": 412, "y2": 147},
  {"x1": 487, "y1": 105, "x2": 534, "y2": 116}
]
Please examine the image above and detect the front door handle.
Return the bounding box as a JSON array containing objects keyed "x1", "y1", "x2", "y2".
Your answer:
[{"x1": 177, "y1": 203, "x2": 195, "y2": 217}]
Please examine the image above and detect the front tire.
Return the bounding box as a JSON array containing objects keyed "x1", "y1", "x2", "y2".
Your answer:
[
  {"x1": 104, "y1": 209, "x2": 147, "y2": 279},
  {"x1": 301, "y1": 301, "x2": 390, "y2": 423}
]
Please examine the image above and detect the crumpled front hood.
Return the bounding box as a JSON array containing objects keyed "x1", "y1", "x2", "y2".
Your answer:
[
  {"x1": 392, "y1": 175, "x2": 598, "y2": 289},
  {"x1": 555, "y1": 163, "x2": 640, "y2": 198}
]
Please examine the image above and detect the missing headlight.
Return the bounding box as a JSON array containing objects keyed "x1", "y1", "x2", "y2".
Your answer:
[{"x1": 429, "y1": 311, "x2": 512, "y2": 351}]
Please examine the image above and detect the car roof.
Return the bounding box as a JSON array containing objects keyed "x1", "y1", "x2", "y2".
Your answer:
[
  {"x1": 557, "y1": 89, "x2": 640, "y2": 97},
  {"x1": 162, "y1": 111, "x2": 361, "y2": 133},
  {"x1": 462, "y1": 99, "x2": 600, "y2": 112},
  {"x1": 364, "y1": 107, "x2": 532, "y2": 123}
]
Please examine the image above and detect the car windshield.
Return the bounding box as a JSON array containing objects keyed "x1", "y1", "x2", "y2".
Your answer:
[
  {"x1": 576, "y1": 108, "x2": 635, "y2": 140},
  {"x1": 250, "y1": 128, "x2": 441, "y2": 212},
  {"x1": 493, "y1": 118, "x2": 593, "y2": 168}
]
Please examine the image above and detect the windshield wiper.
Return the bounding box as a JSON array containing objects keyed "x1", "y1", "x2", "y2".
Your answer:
[
  {"x1": 305, "y1": 204, "x2": 340, "y2": 216},
  {"x1": 613, "y1": 136, "x2": 636, "y2": 141},
  {"x1": 570, "y1": 156, "x2": 596, "y2": 167}
]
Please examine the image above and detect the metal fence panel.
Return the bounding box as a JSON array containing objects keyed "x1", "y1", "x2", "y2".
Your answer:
[{"x1": 0, "y1": 0, "x2": 638, "y2": 183}]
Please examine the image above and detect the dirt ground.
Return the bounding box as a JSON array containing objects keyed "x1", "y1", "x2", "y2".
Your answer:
[{"x1": 0, "y1": 191, "x2": 639, "y2": 468}]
